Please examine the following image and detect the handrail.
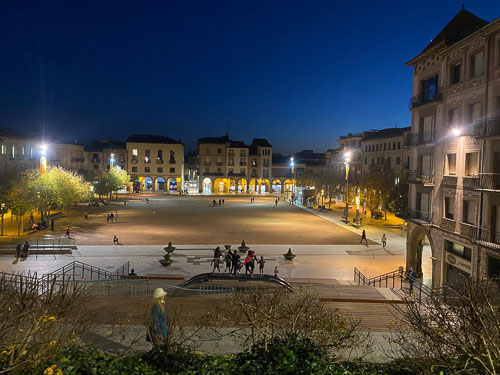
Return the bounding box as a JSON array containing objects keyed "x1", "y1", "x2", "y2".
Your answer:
[
  {"x1": 179, "y1": 273, "x2": 293, "y2": 290},
  {"x1": 354, "y1": 267, "x2": 403, "y2": 289}
]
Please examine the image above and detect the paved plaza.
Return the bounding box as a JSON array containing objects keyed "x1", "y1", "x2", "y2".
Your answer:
[{"x1": 0, "y1": 194, "x2": 407, "y2": 280}]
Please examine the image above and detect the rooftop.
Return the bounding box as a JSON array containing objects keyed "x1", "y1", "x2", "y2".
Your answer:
[
  {"x1": 126, "y1": 134, "x2": 183, "y2": 145},
  {"x1": 362, "y1": 127, "x2": 411, "y2": 141}
]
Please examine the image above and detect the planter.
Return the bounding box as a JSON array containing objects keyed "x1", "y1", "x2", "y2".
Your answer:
[
  {"x1": 283, "y1": 248, "x2": 296, "y2": 261},
  {"x1": 159, "y1": 259, "x2": 173, "y2": 267},
  {"x1": 239, "y1": 246, "x2": 249, "y2": 253}
]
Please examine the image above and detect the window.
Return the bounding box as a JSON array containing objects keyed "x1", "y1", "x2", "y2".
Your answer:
[
  {"x1": 157, "y1": 167, "x2": 163, "y2": 173},
  {"x1": 451, "y1": 63, "x2": 461, "y2": 84},
  {"x1": 446, "y1": 154, "x2": 457, "y2": 175},
  {"x1": 157, "y1": 150, "x2": 163, "y2": 160},
  {"x1": 470, "y1": 50, "x2": 484, "y2": 78},
  {"x1": 205, "y1": 167, "x2": 209, "y2": 173},
  {"x1": 240, "y1": 169, "x2": 245, "y2": 174},
  {"x1": 386, "y1": 157, "x2": 391, "y2": 166},
  {"x1": 420, "y1": 154, "x2": 433, "y2": 177},
  {"x1": 11, "y1": 144, "x2": 15, "y2": 158},
  {"x1": 445, "y1": 197, "x2": 455, "y2": 220},
  {"x1": 465, "y1": 152, "x2": 478, "y2": 176},
  {"x1": 384, "y1": 143, "x2": 387, "y2": 151},
  {"x1": 145, "y1": 167, "x2": 150, "y2": 172},
  {"x1": 365, "y1": 146, "x2": 368, "y2": 152},
  {"x1": 371, "y1": 158, "x2": 374, "y2": 166},
  {"x1": 396, "y1": 157, "x2": 400, "y2": 165},
  {"x1": 397, "y1": 142, "x2": 401, "y2": 150},
  {"x1": 469, "y1": 102, "x2": 481, "y2": 123},
  {"x1": 132, "y1": 166, "x2": 137, "y2": 172},
  {"x1": 217, "y1": 148, "x2": 222, "y2": 154},
  {"x1": 422, "y1": 74, "x2": 438, "y2": 102},
  {"x1": 170, "y1": 168, "x2": 175, "y2": 173},
  {"x1": 170, "y1": 150, "x2": 175, "y2": 161},
  {"x1": 462, "y1": 200, "x2": 476, "y2": 225},
  {"x1": 240, "y1": 150, "x2": 246, "y2": 157},
  {"x1": 252, "y1": 159, "x2": 257, "y2": 166},
  {"x1": 448, "y1": 108, "x2": 459, "y2": 127},
  {"x1": 132, "y1": 149, "x2": 138, "y2": 156},
  {"x1": 93, "y1": 164, "x2": 98, "y2": 170},
  {"x1": 444, "y1": 240, "x2": 472, "y2": 261},
  {"x1": 30, "y1": 147, "x2": 33, "y2": 158},
  {"x1": 364, "y1": 158, "x2": 367, "y2": 165},
  {"x1": 21, "y1": 146, "x2": 25, "y2": 155},
  {"x1": 1, "y1": 144, "x2": 5, "y2": 154},
  {"x1": 229, "y1": 168, "x2": 233, "y2": 174},
  {"x1": 216, "y1": 167, "x2": 221, "y2": 173},
  {"x1": 376, "y1": 144, "x2": 379, "y2": 151},
  {"x1": 145, "y1": 149, "x2": 150, "y2": 158}
]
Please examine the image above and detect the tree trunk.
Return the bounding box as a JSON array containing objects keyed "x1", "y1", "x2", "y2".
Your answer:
[
  {"x1": 328, "y1": 197, "x2": 332, "y2": 209},
  {"x1": 1, "y1": 213, "x2": 3, "y2": 236},
  {"x1": 17, "y1": 215, "x2": 21, "y2": 236}
]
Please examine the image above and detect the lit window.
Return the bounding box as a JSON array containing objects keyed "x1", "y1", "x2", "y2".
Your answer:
[
  {"x1": 1, "y1": 144, "x2": 5, "y2": 154},
  {"x1": 470, "y1": 51, "x2": 484, "y2": 78},
  {"x1": 444, "y1": 197, "x2": 455, "y2": 220}
]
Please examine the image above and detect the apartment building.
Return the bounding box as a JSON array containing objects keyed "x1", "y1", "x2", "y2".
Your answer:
[
  {"x1": 361, "y1": 127, "x2": 411, "y2": 177},
  {"x1": 335, "y1": 133, "x2": 363, "y2": 183},
  {"x1": 198, "y1": 136, "x2": 272, "y2": 193},
  {"x1": 0, "y1": 127, "x2": 38, "y2": 174},
  {"x1": 126, "y1": 135, "x2": 184, "y2": 192},
  {"x1": 85, "y1": 139, "x2": 127, "y2": 173},
  {"x1": 404, "y1": 7, "x2": 500, "y2": 288}
]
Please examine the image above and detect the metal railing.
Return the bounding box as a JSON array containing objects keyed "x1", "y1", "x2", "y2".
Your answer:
[
  {"x1": 409, "y1": 88, "x2": 443, "y2": 109},
  {"x1": 353, "y1": 267, "x2": 403, "y2": 289},
  {"x1": 41, "y1": 260, "x2": 130, "y2": 283},
  {"x1": 469, "y1": 226, "x2": 500, "y2": 246},
  {"x1": 404, "y1": 131, "x2": 436, "y2": 146},
  {"x1": 471, "y1": 116, "x2": 500, "y2": 138},
  {"x1": 473, "y1": 173, "x2": 500, "y2": 191},
  {"x1": 408, "y1": 209, "x2": 432, "y2": 222},
  {"x1": 27, "y1": 235, "x2": 76, "y2": 249},
  {"x1": 407, "y1": 170, "x2": 435, "y2": 185}
]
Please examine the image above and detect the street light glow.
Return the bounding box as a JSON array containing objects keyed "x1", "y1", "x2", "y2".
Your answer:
[
  {"x1": 40, "y1": 144, "x2": 47, "y2": 156},
  {"x1": 344, "y1": 151, "x2": 351, "y2": 163},
  {"x1": 451, "y1": 128, "x2": 461, "y2": 137}
]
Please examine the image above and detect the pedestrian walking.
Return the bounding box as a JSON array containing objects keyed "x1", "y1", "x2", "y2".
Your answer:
[
  {"x1": 105, "y1": 214, "x2": 109, "y2": 223},
  {"x1": 115, "y1": 211, "x2": 119, "y2": 223},
  {"x1": 16, "y1": 243, "x2": 22, "y2": 258},
  {"x1": 65, "y1": 226, "x2": 71, "y2": 238},
  {"x1": 381, "y1": 234, "x2": 387, "y2": 249},
  {"x1": 149, "y1": 288, "x2": 168, "y2": 346},
  {"x1": 224, "y1": 250, "x2": 233, "y2": 273},
  {"x1": 110, "y1": 212, "x2": 114, "y2": 223},
  {"x1": 50, "y1": 219, "x2": 54, "y2": 231},
  {"x1": 407, "y1": 267, "x2": 417, "y2": 295},
  {"x1": 213, "y1": 199, "x2": 217, "y2": 207},
  {"x1": 213, "y1": 246, "x2": 222, "y2": 259},
  {"x1": 275, "y1": 198, "x2": 278, "y2": 207},
  {"x1": 222, "y1": 199, "x2": 225, "y2": 205},
  {"x1": 84, "y1": 212, "x2": 88, "y2": 220},
  {"x1": 211, "y1": 257, "x2": 221, "y2": 273},
  {"x1": 21, "y1": 241, "x2": 30, "y2": 258},
  {"x1": 258, "y1": 256, "x2": 265, "y2": 274},
  {"x1": 360, "y1": 229, "x2": 368, "y2": 245},
  {"x1": 218, "y1": 199, "x2": 221, "y2": 206},
  {"x1": 244, "y1": 250, "x2": 254, "y2": 275},
  {"x1": 146, "y1": 198, "x2": 149, "y2": 203},
  {"x1": 274, "y1": 266, "x2": 279, "y2": 278},
  {"x1": 124, "y1": 200, "x2": 127, "y2": 205}
]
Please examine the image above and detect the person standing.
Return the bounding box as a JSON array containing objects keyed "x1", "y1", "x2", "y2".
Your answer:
[
  {"x1": 211, "y1": 257, "x2": 221, "y2": 273},
  {"x1": 50, "y1": 219, "x2": 54, "y2": 231},
  {"x1": 16, "y1": 243, "x2": 22, "y2": 258},
  {"x1": 149, "y1": 288, "x2": 168, "y2": 346},
  {"x1": 275, "y1": 198, "x2": 278, "y2": 207},
  {"x1": 258, "y1": 256, "x2": 265, "y2": 274},
  {"x1": 407, "y1": 267, "x2": 417, "y2": 295},
  {"x1": 213, "y1": 246, "x2": 222, "y2": 259},
  {"x1": 222, "y1": 199, "x2": 225, "y2": 205},
  {"x1": 381, "y1": 234, "x2": 387, "y2": 249},
  {"x1": 84, "y1": 212, "x2": 88, "y2": 220},
  {"x1": 224, "y1": 250, "x2": 233, "y2": 273},
  {"x1": 22, "y1": 241, "x2": 30, "y2": 258},
  {"x1": 115, "y1": 211, "x2": 119, "y2": 223},
  {"x1": 274, "y1": 266, "x2": 279, "y2": 278},
  {"x1": 232, "y1": 252, "x2": 241, "y2": 275},
  {"x1": 218, "y1": 199, "x2": 221, "y2": 206},
  {"x1": 65, "y1": 226, "x2": 71, "y2": 238},
  {"x1": 360, "y1": 229, "x2": 368, "y2": 245}
]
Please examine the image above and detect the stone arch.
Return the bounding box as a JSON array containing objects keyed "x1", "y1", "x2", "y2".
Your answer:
[
  {"x1": 261, "y1": 179, "x2": 271, "y2": 193},
  {"x1": 143, "y1": 176, "x2": 153, "y2": 191},
  {"x1": 214, "y1": 178, "x2": 229, "y2": 193},
  {"x1": 249, "y1": 179, "x2": 258, "y2": 193},
  {"x1": 237, "y1": 178, "x2": 247, "y2": 193},
  {"x1": 407, "y1": 224, "x2": 436, "y2": 286},
  {"x1": 228, "y1": 178, "x2": 237, "y2": 193},
  {"x1": 272, "y1": 179, "x2": 282, "y2": 193},
  {"x1": 167, "y1": 177, "x2": 181, "y2": 192},
  {"x1": 202, "y1": 177, "x2": 213, "y2": 193},
  {"x1": 155, "y1": 176, "x2": 166, "y2": 191}
]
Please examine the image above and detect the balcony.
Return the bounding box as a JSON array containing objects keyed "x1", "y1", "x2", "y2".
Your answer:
[
  {"x1": 442, "y1": 175, "x2": 457, "y2": 188},
  {"x1": 404, "y1": 132, "x2": 435, "y2": 146},
  {"x1": 228, "y1": 162, "x2": 235, "y2": 166},
  {"x1": 407, "y1": 170, "x2": 435, "y2": 186},
  {"x1": 144, "y1": 159, "x2": 151, "y2": 164},
  {"x1": 440, "y1": 217, "x2": 455, "y2": 231},
  {"x1": 216, "y1": 162, "x2": 223, "y2": 166},
  {"x1": 204, "y1": 162, "x2": 211, "y2": 166},
  {"x1": 409, "y1": 88, "x2": 443, "y2": 109},
  {"x1": 71, "y1": 157, "x2": 85, "y2": 163},
  {"x1": 239, "y1": 162, "x2": 246, "y2": 166},
  {"x1": 156, "y1": 159, "x2": 163, "y2": 164},
  {"x1": 463, "y1": 175, "x2": 478, "y2": 189},
  {"x1": 169, "y1": 159, "x2": 176, "y2": 164},
  {"x1": 469, "y1": 226, "x2": 500, "y2": 248},
  {"x1": 470, "y1": 116, "x2": 500, "y2": 138},
  {"x1": 203, "y1": 172, "x2": 223, "y2": 177},
  {"x1": 473, "y1": 173, "x2": 500, "y2": 191},
  {"x1": 228, "y1": 172, "x2": 246, "y2": 177},
  {"x1": 92, "y1": 158, "x2": 100, "y2": 163},
  {"x1": 131, "y1": 158, "x2": 138, "y2": 164},
  {"x1": 408, "y1": 209, "x2": 432, "y2": 223}
]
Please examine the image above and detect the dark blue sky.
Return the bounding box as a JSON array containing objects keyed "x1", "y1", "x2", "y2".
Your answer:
[{"x1": 1, "y1": 1, "x2": 499, "y2": 153}]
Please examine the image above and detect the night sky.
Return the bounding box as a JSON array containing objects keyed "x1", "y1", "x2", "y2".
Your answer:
[{"x1": 1, "y1": 1, "x2": 499, "y2": 153}]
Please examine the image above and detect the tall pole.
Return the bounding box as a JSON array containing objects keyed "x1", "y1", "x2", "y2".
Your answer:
[
  {"x1": 40, "y1": 144, "x2": 47, "y2": 174},
  {"x1": 344, "y1": 151, "x2": 351, "y2": 224}
]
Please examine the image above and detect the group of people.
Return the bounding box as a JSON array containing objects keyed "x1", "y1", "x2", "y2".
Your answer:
[
  {"x1": 15, "y1": 241, "x2": 30, "y2": 259},
  {"x1": 212, "y1": 199, "x2": 225, "y2": 207},
  {"x1": 210, "y1": 247, "x2": 266, "y2": 275},
  {"x1": 105, "y1": 211, "x2": 119, "y2": 223}
]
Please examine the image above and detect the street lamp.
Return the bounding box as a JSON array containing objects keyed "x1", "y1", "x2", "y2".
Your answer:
[
  {"x1": 344, "y1": 151, "x2": 352, "y2": 223},
  {"x1": 451, "y1": 128, "x2": 461, "y2": 137},
  {"x1": 110, "y1": 153, "x2": 115, "y2": 169},
  {"x1": 290, "y1": 157, "x2": 295, "y2": 203},
  {"x1": 40, "y1": 144, "x2": 48, "y2": 174}
]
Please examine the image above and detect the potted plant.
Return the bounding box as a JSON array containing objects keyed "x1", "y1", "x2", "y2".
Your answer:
[
  {"x1": 284, "y1": 248, "x2": 296, "y2": 261},
  {"x1": 224, "y1": 244, "x2": 231, "y2": 251},
  {"x1": 164, "y1": 241, "x2": 176, "y2": 254},
  {"x1": 238, "y1": 240, "x2": 249, "y2": 253}
]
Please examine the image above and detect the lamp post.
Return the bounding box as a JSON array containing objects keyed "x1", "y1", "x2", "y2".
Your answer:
[
  {"x1": 40, "y1": 144, "x2": 48, "y2": 174},
  {"x1": 110, "y1": 153, "x2": 115, "y2": 170},
  {"x1": 344, "y1": 151, "x2": 351, "y2": 224},
  {"x1": 290, "y1": 157, "x2": 295, "y2": 203}
]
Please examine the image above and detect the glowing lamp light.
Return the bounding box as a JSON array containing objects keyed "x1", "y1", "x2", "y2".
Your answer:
[
  {"x1": 451, "y1": 128, "x2": 461, "y2": 137},
  {"x1": 40, "y1": 144, "x2": 47, "y2": 156}
]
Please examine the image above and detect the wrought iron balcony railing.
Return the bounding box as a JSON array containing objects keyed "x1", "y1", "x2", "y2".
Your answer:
[
  {"x1": 408, "y1": 170, "x2": 435, "y2": 185},
  {"x1": 409, "y1": 88, "x2": 443, "y2": 109},
  {"x1": 156, "y1": 159, "x2": 163, "y2": 164},
  {"x1": 408, "y1": 209, "x2": 432, "y2": 223},
  {"x1": 469, "y1": 226, "x2": 500, "y2": 246},
  {"x1": 472, "y1": 173, "x2": 500, "y2": 191},
  {"x1": 470, "y1": 116, "x2": 500, "y2": 138},
  {"x1": 404, "y1": 131, "x2": 435, "y2": 146}
]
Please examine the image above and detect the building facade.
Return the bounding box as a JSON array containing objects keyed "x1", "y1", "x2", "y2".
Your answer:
[
  {"x1": 126, "y1": 135, "x2": 184, "y2": 192},
  {"x1": 0, "y1": 128, "x2": 39, "y2": 175},
  {"x1": 404, "y1": 8, "x2": 500, "y2": 288},
  {"x1": 198, "y1": 136, "x2": 274, "y2": 193}
]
